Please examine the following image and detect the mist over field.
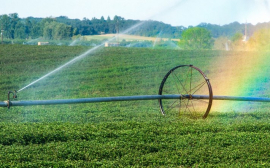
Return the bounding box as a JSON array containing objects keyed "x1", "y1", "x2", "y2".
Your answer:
[{"x1": 1, "y1": 0, "x2": 270, "y2": 166}]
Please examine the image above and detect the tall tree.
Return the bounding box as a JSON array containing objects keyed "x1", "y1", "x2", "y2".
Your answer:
[
  {"x1": 100, "y1": 16, "x2": 105, "y2": 22},
  {"x1": 30, "y1": 20, "x2": 42, "y2": 38},
  {"x1": 25, "y1": 17, "x2": 33, "y2": 38},
  {"x1": 9, "y1": 13, "x2": 20, "y2": 39},
  {"x1": 43, "y1": 21, "x2": 73, "y2": 40},
  {"x1": 0, "y1": 14, "x2": 11, "y2": 39},
  {"x1": 178, "y1": 27, "x2": 213, "y2": 50},
  {"x1": 107, "y1": 16, "x2": 111, "y2": 22},
  {"x1": 53, "y1": 23, "x2": 72, "y2": 40},
  {"x1": 43, "y1": 22, "x2": 55, "y2": 40},
  {"x1": 14, "y1": 21, "x2": 25, "y2": 39}
]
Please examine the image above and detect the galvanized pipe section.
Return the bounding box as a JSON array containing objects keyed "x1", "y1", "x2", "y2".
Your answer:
[
  {"x1": 0, "y1": 95, "x2": 182, "y2": 107},
  {"x1": 0, "y1": 101, "x2": 7, "y2": 107},
  {"x1": 191, "y1": 95, "x2": 270, "y2": 102},
  {"x1": 212, "y1": 95, "x2": 270, "y2": 102},
  {"x1": 1, "y1": 95, "x2": 270, "y2": 108}
]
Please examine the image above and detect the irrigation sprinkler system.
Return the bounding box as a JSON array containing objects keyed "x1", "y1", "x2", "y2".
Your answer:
[{"x1": 1, "y1": 65, "x2": 270, "y2": 119}]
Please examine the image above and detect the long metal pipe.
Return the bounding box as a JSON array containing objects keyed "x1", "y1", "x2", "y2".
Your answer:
[
  {"x1": 1, "y1": 94, "x2": 270, "y2": 108},
  {"x1": 0, "y1": 95, "x2": 182, "y2": 107}
]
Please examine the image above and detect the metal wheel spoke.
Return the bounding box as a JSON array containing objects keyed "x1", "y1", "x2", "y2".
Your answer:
[
  {"x1": 172, "y1": 72, "x2": 188, "y2": 94},
  {"x1": 158, "y1": 65, "x2": 213, "y2": 119},
  {"x1": 190, "y1": 81, "x2": 207, "y2": 95},
  {"x1": 183, "y1": 99, "x2": 191, "y2": 114},
  {"x1": 185, "y1": 100, "x2": 196, "y2": 117},
  {"x1": 190, "y1": 100, "x2": 197, "y2": 115},
  {"x1": 183, "y1": 67, "x2": 192, "y2": 93},
  {"x1": 164, "y1": 100, "x2": 181, "y2": 113}
]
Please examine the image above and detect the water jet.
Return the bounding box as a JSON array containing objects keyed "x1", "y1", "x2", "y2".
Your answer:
[{"x1": 2, "y1": 65, "x2": 270, "y2": 119}]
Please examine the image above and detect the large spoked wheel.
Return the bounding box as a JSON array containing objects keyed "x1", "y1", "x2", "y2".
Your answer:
[{"x1": 158, "y1": 65, "x2": 213, "y2": 119}]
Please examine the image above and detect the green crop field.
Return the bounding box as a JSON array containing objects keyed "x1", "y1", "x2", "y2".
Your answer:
[{"x1": 1, "y1": 44, "x2": 270, "y2": 167}]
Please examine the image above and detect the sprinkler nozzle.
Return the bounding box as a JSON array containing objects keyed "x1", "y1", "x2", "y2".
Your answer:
[
  {"x1": 7, "y1": 90, "x2": 17, "y2": 109},
  {"x1": 13, "y1": 90, "x2": 17, "y2": 99}
]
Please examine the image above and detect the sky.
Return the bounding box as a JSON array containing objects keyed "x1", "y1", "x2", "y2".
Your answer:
[{"x1": 1, "y1": 0, "x2": 270, "y2": 27}]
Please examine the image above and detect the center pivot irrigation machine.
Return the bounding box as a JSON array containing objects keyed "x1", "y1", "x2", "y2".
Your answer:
[{"x1": 1, "y1": 65, "x2": 270, "y2": 119}]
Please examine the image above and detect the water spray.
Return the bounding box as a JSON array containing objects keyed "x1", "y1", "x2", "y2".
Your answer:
[
  {"x1": 17, "y1": 0, "x2": 187, "y2": 93},
  {"x1": 2, "y1": 65, "x2": 270, "y2": 119},
  {"x1": 17, "y1": 21, "x2": 145, "y2": 93}
]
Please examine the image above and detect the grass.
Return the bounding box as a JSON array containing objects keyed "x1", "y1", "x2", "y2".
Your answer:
[
  {"x1": 0, "y1": 44, "x2": 270, "y2": 167},
  {"x1": 1, "y1": 112, "x2": 270, "y2": 167}
]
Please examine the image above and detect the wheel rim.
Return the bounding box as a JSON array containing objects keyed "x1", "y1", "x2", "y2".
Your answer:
[{"x1": 158, "y1": 65, "x2": 213, "y2": 119}]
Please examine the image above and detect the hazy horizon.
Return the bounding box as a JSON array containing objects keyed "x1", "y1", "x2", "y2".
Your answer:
[{"x1": 1, "y1": 0, "x2": 270, "y2": 27}]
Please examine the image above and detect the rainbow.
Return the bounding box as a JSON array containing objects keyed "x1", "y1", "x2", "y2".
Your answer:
[{"x1": 209, "y1": 42, "x2": 270, "y2": 112}]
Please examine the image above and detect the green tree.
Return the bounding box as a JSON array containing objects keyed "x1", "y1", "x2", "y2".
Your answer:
[
  {"x1": 248, "y1": 28, "x2": 270, "y2": 50},
  {"x1": 9, "y1": 13, "x2": 20, "y2": 39},
  {"x1": 43, "y1": 22, "x2": 55, "y2": 40},
  {"x1": 100, "y1": 16, "x2": 105, "y2": 22},
  {"x1": 0, "y1": 14, "x2": 11, "y2": 39},
  {"x1": 178, "y1": 27, "x2": 213, "y2": 49},
  {"x1": 230, "y1": 32, "x2": 244, "y2": 50},
  {"x1": 14, "y1": 21, "x2": 25, "y2": 39},
  {"x1": 231, "y1": 32, "x2": 243, "y2": 42},
  {"x1": 25, "y1": 18, "x2": 33, "y2": 38},
  {"x1": 43, "y1": 21, "x2": 73, "y2": 40},
  {"x1": 107, "y1": 16, "x2": 111, "y2": 22},
  {"x1": 73, "y1": 28, "x2": 79, "y2": 36},
  {"x1": 30, "y1": 21, "x2": 42, "y2": 38},
  {"x1": 53, "y1": 23, "x2": 72, "y2": 40}
]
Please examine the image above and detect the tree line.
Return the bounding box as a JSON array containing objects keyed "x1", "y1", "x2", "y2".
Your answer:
[
  {"x1": 0, "y1": 13, "x2": 183, "y2": 40},
  {"x1": 0, "y1": 13, "x2": 270, "y2": 50},
  {"x1": 0, "y1": 13, "x2": 74, "y2": 40}
]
